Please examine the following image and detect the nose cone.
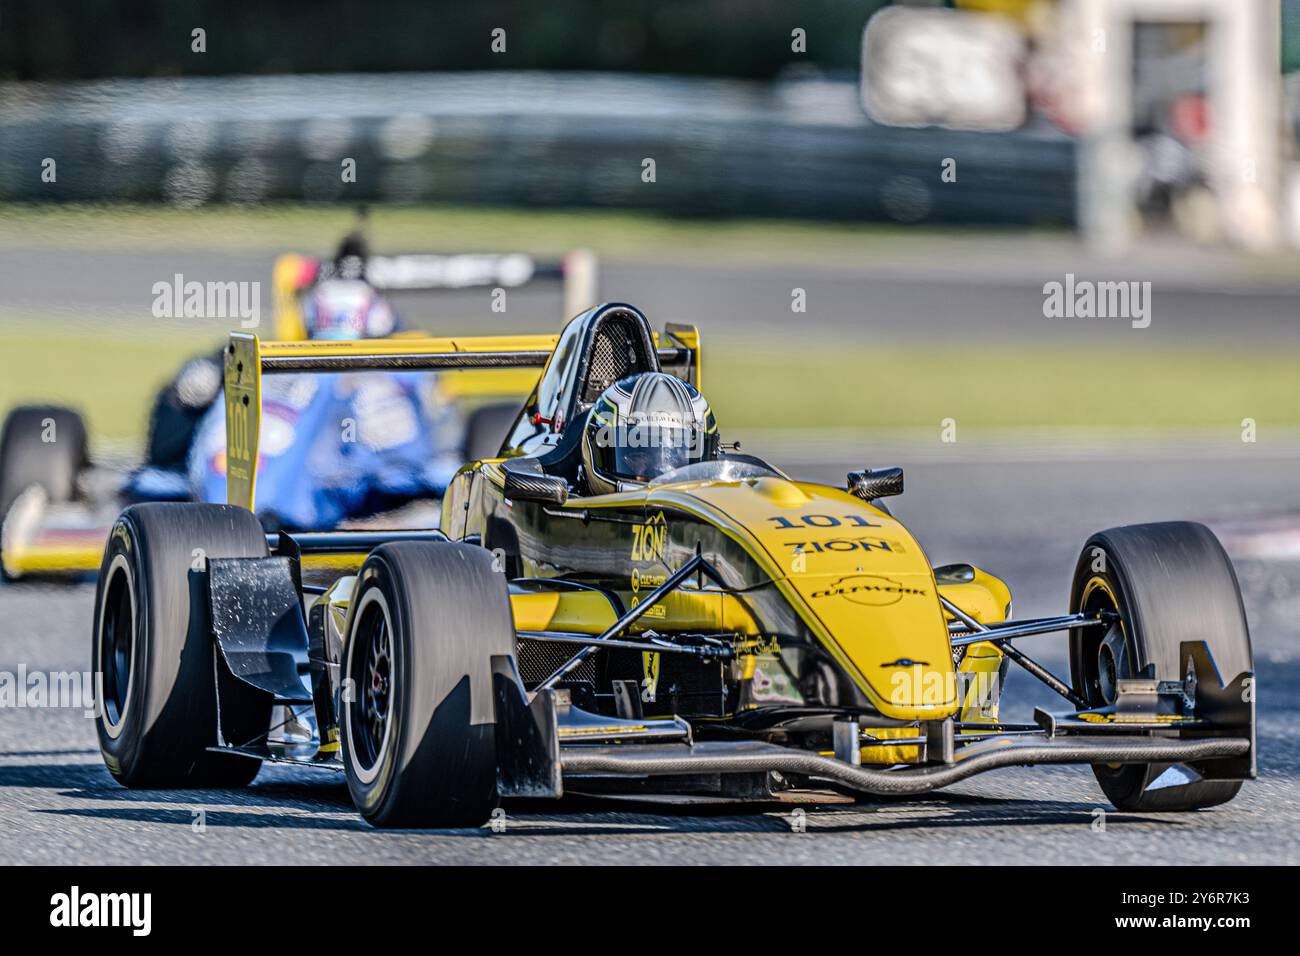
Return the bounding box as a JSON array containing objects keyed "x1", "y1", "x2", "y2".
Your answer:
[
  {"x1": 785, "y1": 570, "x2": 957, "y2": 718},
  {"x1": 678, "y1": 476, "x2": 958, "y2": 718}
]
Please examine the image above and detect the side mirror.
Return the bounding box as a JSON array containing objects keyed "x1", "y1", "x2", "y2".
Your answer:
[
  {"x1": 502, "y1": 467, "x2": 570, "y2": 506},
  {"x1": 847, "y1": 466, "x2": 903, "y2": 502}
]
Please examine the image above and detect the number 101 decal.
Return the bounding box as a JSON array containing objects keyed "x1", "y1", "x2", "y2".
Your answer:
[{"x1": 766, "y1": 514, "x2": 880, "y2": 530}]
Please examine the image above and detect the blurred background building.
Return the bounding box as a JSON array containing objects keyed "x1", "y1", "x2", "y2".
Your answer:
[
  {"x1": 2, "y1": 0, "x2": 1299, "y2": 449},
  {"x1": 0, "y1": 0, "x2": 1293, "y2": 247}
]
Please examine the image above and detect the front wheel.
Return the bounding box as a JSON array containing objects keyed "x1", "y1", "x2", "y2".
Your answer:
[
  {"x1": 0, "y1": 405, "x2": 88, "y2": 515},
  {"x1": 1068, "y1": 521, "x2": 1252, "y2": 811},
  {"x1": 342, "y1": 542, "x2": 515, "y2": 828},
  {"x1": 1, "y1": 406, "x2": 89, "y2": 579}
]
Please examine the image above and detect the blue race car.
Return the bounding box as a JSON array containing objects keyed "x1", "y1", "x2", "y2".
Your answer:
[
  {"x1": 0, "y1": 234, "x2": 593, "y2": 577},
  {"x1": 122, "y1": 233, "x2": 467, "y2": 530}
]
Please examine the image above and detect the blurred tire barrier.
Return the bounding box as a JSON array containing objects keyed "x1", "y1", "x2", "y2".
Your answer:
[{"x1": 0, "y1": 72, "x2": 1074, "y2": 224}]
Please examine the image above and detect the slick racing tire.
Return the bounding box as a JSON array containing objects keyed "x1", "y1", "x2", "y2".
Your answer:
[
  {"x1": 1068, "y1": 521, "x2": 1252, "y2": 812},
  {"x1": 342, "y1": 542, "x2": 515, "y2": 828},
  {"x1": 93, "y1": 503, "x2": 272, "y2": 788},
  {"x1": 0, "y1": 405, "x2": 88, "y2": 515},
  {"x1": 463, "y1": 401, "x2": 519, "y2": 462}
]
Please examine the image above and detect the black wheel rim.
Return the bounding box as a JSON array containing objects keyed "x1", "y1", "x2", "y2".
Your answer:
[
  {"x1": 99, "y1": 565, "x2": 133, "y2": 727},
  {"x1": 1076, "y1": 578, "x2": 1134, "y2": 708},
  {"x1": 1076, "y1": 577, "x2": 1140, "y2": 783},
  {"x1": 349, "y1": 601, "x2": 392, "y2": 773}
]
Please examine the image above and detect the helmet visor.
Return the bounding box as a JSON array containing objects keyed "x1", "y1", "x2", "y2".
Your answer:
[{"x1": 597, "y1": 423, "x2": 709, "y2": 482}]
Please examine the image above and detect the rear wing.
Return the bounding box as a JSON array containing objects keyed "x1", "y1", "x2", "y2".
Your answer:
[
  {"x1": 272, "y1": 249, "x2": 599, "y2": 341},
  {"x1": 223, "y1": 324, "x2": 700, "y2": 511}
]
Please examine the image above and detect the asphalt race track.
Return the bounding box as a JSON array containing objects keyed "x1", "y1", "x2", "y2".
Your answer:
[
  {"x1": 7, "y1": 245, "x2": 1300, "y2": 345},
  {"x1": 1, "y1": 453, "x2": 1296, "y2": 865}
]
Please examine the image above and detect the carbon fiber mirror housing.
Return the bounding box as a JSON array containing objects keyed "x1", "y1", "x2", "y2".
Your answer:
[
  {"x1": 502, "y1": 459, "x2": 570, "y2": 506},
  {"x1": 847, "y1": 466, "x2": 903, "y2": 502}
]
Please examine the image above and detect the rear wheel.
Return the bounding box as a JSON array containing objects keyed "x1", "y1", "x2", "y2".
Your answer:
[
  {"x1": 342, "y1": 542, "x2": 515, "y2": 827},
  {"x1": 92, "y1": 503, "x2": 272, "y2": 787},
  {"x1": 1068, "y1": 521, "x2": 1251, "y2": 811}
]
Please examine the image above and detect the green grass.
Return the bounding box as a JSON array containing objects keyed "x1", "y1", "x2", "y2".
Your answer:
[
  {"x1": 0, "y1": 317, "x2": 215, "y2": 445},
  {"x1": 706, "y1": 336, "x2": 1300, "y2": 431},
  {"x1": 2, "y1": 203, "x2": 1294, "y2": 445},
  {"x1": 3, "y1": 318, "x2": 1295, "y2": 450}
]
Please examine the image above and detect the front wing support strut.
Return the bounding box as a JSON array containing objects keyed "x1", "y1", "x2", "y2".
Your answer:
[{"x1": 941, "y1": 595, "x2": 1091, "y2": 709}]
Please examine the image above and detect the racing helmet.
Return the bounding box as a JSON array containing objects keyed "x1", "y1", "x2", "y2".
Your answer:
[
  {"x1": 333, "y1": 232, "x2": 369, "y2": 281},
  {"x1": 581, "y1": 372, "x2": 718, "y2": 495},
  {"x1": 303, "y1": 281, "x2": 397, "y2": 340}
]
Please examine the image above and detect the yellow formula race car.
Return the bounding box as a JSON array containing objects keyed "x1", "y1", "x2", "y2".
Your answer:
[{"x1": 90, "y1": 304, "x2": 1256, "y2": 827}]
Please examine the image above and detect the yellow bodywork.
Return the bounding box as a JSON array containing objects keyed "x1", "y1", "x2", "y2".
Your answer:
[
  {"x1": 476, "y1": 459, "x2": 1010, "y2": 728},
  {"x1": 224, "y1": 333, "x2": 262, "y2": 511},
  {"x1": 0, "y1": 529, "x2": 105, "y2": 576},
  {"x1": 650, "y1": 477, "x2": 1006, "y2": 723},
  {"x1": 271, "y1": 253, "x2": 313, "y2": 342},
  {"x1": 649, "y1": 478, "x2": 954, "y2": 719}
]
